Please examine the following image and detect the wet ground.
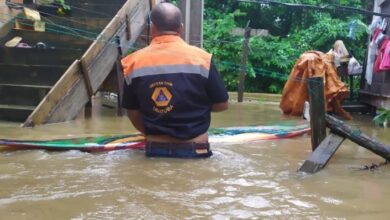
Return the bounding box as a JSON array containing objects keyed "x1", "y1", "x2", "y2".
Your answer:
[{"x1": 1, "y1": 102, "x2": 389, "y2": 219}]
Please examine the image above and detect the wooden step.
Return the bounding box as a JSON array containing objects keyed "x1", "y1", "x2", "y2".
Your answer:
[
  {"x1": 0, "y1": 84, "x2": 52, "y2": 89},
  {"x1": 0, "y1": 47, "x2": 83, "y2": 66},
  {"x1": 0, "y1": 104, "x2": 35, "y2": 122},
  {"x1": 0, "y1": 64, "x2": 66, "y2": 86},
  {"x1": 0, "y1": 84, "x2": 51, "y2": 106},
  {"x1": 67, "y1": 0, "x2": 127, "y2": 4},
  {"x1": 342, "y1": 102, "x2": 371, "y2": 114},
  {"x1": 0, "y1": 104, "x2": 35, "y2": 111},
  {"x1": 67, "y1": 4, "x2": 125, "y2": 18},
  {"x1": 37, "y1": 2, "x2": 125, "y2": 18},
  {"x1": 45, "y1": 17, "x2": 111, "y2": 32},
  {"x1": 0, "y1": 29, "x2": 92, "y2": 50}
]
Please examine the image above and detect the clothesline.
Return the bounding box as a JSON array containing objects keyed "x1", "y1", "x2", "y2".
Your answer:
[{"x1": 238, "y1": 0, "x2": 390, "y2": 18}]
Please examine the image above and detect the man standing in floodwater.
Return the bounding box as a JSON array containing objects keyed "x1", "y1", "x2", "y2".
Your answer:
[{"x1": 121, "y1": 2, "x2": 229, "y2": 158}]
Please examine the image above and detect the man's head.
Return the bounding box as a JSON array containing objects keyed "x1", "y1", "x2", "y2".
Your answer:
[{"x1": 150, "y1": 2, "x2": 183, "y2": 36}]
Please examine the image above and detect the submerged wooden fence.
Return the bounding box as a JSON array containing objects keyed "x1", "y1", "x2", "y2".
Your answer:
[{"x1": 299, "y1": 76, "x2": 390, "y2": 173}]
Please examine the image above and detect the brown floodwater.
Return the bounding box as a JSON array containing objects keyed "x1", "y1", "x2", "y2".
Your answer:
[{"x1": 0, "y1": 101, "x2": 389, "y2": 219}]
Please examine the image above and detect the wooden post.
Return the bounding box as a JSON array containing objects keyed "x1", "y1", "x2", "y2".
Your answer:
[
  {"x1": 115, "y1": 36, "x2": 124, "y2": 116},
  {"x1": 237, "y1": 21, "x2": 251, "y2": 103},
  {"x1": 178, "y1": 0, "x2": 204, "y2": 47},
  {"x1": 78, "y1": 59, "x2": 94, "y2": 118},
  {"x1": 308, "y1": 77, "x2": 327, "y2": 151},
  {"x1": 78, "y1": 59, "x2": 94, "y2": 98},
  {"x1": 125, "y1": 14, "x2": 131, "y2": 41}
]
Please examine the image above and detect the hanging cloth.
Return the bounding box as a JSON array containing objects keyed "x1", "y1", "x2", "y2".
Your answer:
[
  {"x1": 379, "y1": 40, "x2": 390, "y2": 71},
  {"x1": 374, "y1": 37, "x2": 390, "y2": 74}
]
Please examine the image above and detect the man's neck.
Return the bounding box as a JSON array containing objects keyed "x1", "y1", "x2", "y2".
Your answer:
[{"x1": 153, "y1": 31, "x2": 180, "y2": 38}]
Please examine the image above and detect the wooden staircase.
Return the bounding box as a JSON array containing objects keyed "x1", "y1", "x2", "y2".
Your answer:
[{"x1": 0, "y1": 0, "x2": 156, "y2": 126}]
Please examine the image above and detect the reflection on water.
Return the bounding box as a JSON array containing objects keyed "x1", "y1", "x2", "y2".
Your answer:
[{"x1": 1, "y1": 102, "x2": 390, "y2": 219}]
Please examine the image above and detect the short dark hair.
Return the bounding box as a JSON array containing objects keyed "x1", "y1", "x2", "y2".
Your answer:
[{"x1": 150, "y1": 3, "x2": 182, "y2": 32}]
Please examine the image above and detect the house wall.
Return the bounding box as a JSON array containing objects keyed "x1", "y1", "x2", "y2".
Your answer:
[{"x1": 360, "y1": 0, "x2": 390, "y2": 110}]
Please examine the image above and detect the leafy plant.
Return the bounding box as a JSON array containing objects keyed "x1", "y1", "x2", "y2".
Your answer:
[
  {"x1": 373, "y1": 108, "x2": 390, "y2": 127},
  {"x1": 38, "y1": 0, "x2": 71, "y2": 15}
]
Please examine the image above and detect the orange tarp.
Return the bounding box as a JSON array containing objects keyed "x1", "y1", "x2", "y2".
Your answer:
[{"x1": 280, "y1": 50, "x2": 349, "y2": 116}]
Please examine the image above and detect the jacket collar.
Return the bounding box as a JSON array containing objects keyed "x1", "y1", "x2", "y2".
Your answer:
[{"x1": 151, "y1": 35, "x2": 184, "y2": 45}]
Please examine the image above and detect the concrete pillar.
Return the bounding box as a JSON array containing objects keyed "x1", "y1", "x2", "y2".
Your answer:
[{"x1": 178, "y1": 0, "x2": 204, "y2": 48}]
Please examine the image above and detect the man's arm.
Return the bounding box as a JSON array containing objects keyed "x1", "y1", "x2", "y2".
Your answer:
[
  {"x1": 207, "y1": 61, "x2": 229, "y2": 112},
  {"x1": 122, "y1": 78, "x2": 145, "y2": 133},
  {"x1": 127, "y1": 110, "x2": 145, "y2": 133},
  {"x1": 211, "y1": 101, "x2": 229, "y2": 112}
]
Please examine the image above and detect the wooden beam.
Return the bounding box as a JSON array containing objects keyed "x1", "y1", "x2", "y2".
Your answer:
[
  {"x1": 308, "y1": 77, "x2": 327, "y2": 151},
  {"x1": 125, "y1": 14, "x2": 131, "y2": 40},
  {"x1": 326, "y1": 114, "x2": 390, "y2": 160},
  {"x1": 299, "y1": 133, "x2": 345, "y2": 173},
  {"x1": 78, "y1": 59, "x2": 94, "y2": 98}
]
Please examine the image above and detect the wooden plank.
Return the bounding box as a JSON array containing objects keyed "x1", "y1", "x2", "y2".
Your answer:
[
  {"x1": 44, "y1": 17, "x2": 111, "y2": 33},
  {"x1": 67, "y1": 0, "x2": 126, "y2": 5},
  {"x1": 0, "y1": 104, "x2": 35, "y2": 111},
  {"x1": 326, "y1": 114, "x2": 390, "y2": 160},
  {"x1": 88, "y1": 43, "x2": 119, "y2": 92},
  {"x1": 125, "y1": 14, "x2": 131, "y2": 40},
  {"x1": 80, "y1": 16, "x2": 122, "y2": 66},
  {"x1": 299, "y1": 133, "x2": 345, "y2": 173},
  {"x1": 78, "y1": 59, "x2": 94, "y2": 98},
  {"x1": 360, "y1": 90, "x2": 390, "y2": 110},
  {"x1": 60, "y1": 4, "x2": 124, "y2": 18},
  {"x1": 0, "y1": 20, "x2": 15, "y2": 40},
  {"x1": 308, "y1": 77, "x2": 327, "y2": 151},
  {"x1": 45, "y1": 78, "x2": 90, "y2": 123}
]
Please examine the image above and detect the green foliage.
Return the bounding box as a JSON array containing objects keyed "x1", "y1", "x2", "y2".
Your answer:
[
  {"x1": 373, "y1": 108, "x2": 390, "y2": 127},
  {"x1": 204, "y1": 10, "x2": 244, "y2": 90},
  {"x1": 203, "y1": 0, "x2": 369, "y2": 93}
]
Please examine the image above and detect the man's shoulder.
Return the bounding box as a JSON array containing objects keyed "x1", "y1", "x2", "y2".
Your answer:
[
  {"x1": 128, "y1": 46, "x2": 153, "y2": 58},
  {"x1": 181, "y1": 44, "x2": 212, "y2": 61},
  {"x1": 186, "y1": 44, "x2": 211, "y2": 55},
  {"x1": 122, "y1": 46, "x2": 153, "y2": 66}
]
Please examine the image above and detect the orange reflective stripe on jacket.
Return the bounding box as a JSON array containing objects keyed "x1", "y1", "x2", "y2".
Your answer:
[{"x1": 121, "y1": 35, "x2": 212, "y2": 84}]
